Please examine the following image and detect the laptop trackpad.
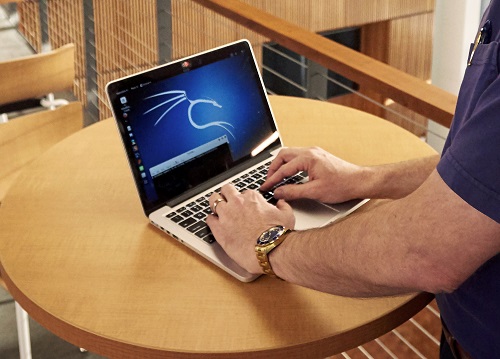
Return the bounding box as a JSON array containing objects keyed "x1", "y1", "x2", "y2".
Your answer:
[{"x1": 290, "y1": 198, "x2": 341, "y2": 230}]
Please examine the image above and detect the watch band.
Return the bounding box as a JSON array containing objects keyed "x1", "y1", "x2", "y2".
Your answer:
[{"x1": 255, "y1": 227, "x2": 292, "y2": 278}]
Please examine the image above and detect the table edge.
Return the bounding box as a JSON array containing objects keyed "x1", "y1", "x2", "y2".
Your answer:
[{"x1": 2, "y1": 262, "x2": 433, "y2": 359}]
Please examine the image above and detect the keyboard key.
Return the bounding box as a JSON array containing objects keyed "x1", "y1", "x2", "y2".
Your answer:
[
  {"x1": 179, "y1": 217, "x2": 196, "y2": 228},
  {"x1": 235, "y1": 182, "x2": 246, "y2": 189},
  {"x1": 261, "y1": 192, "x2": 273, "y2": 200},
  {"x1": 190, "y1": 205, "x2": 202, "y2": 212},
  {"x1": 194, "y1": 212, "x2": 206, "y2": 220},
  {"x1": 170, "y1": 215, "x2": 184, "y2": 223},
  {"x1": 195, "y1": 226, "x2": 211, "y2": 238},
  {"x1": 202, "y1": 234, "x2": 216, "y2": 244},
  {"x1": 187, "y1": 221, "x2": 207, "y2": 233}
]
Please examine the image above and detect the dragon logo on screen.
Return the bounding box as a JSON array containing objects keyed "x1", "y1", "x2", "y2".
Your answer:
[{"x1": 143, "y1": 90, "x2": 235, "y2": 139}]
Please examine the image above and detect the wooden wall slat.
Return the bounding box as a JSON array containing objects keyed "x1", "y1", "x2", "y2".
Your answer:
[
  {"x1": 47, "y1": 0, "x2": 85, "y2": 105},
  {"x1": 17, "y1": 2, "x2": 41, "y2": 52}
]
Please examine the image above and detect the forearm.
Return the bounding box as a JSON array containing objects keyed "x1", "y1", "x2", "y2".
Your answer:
[
  {"x1": 358, "y1": 155, "x2": 440, "y2": 200},
  {"x1": 271, "y1": 202, "x2": 420, "y2": 297},
  {"x1": 270, "y1": 168, "x2": 496, "y2": 298}
]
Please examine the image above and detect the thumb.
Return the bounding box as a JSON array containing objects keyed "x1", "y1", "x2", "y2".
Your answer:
[
  {"x1": 276, "y1": 198, "x2": 293, "y2": 213},
  {"x1": 275, "y1": 199, "x2": 295, "y2": 229}
]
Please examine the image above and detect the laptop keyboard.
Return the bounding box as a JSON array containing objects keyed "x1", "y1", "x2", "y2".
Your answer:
[{"x1": 164, "y1": 161, "x2": 307, "y2": 245}]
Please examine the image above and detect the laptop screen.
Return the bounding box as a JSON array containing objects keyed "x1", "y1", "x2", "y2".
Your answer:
[{"x1": 106, "y1": 40, "x2": 280, "y2": 214}]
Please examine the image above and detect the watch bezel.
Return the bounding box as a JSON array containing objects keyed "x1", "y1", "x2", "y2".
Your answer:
[{"x1": 256, "y1": 225, "x2": 286, "y2": 246}]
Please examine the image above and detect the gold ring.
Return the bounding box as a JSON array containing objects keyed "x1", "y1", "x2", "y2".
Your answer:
[{"x1": 212, "y1": 198, "x2": 225, "y2": 216}]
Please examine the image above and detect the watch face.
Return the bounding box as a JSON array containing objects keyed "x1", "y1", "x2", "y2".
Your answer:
[{"x1": 257, "y1": 226, "x2": 284, "y2": 245}]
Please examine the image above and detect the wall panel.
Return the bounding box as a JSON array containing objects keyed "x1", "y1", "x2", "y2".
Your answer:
[
  {"x1": 17, "y1": 2, "x2": 41, "y2": 52},
  {"x1": 93, "y1": 0, "x2": 158, "y2": 119},
  {"x1": 47, "y1": 0, "x2": 86, "y2": 104}
]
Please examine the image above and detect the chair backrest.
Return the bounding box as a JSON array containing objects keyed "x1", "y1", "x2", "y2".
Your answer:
[
  {"x1": 0, "y1": 102, "x2": 83, "y2": 202},
  {"x1": 0, "y1": 43, "x2": 75, "y2": 105}
]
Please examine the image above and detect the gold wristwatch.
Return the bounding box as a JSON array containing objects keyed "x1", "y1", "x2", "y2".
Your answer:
[{"x1": 255, "y1": 225, "x2": 292, "y2": 278}]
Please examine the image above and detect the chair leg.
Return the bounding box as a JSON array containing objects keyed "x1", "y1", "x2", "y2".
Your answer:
[
  {"x1": 15, "y1": 302, "x2": 32, "y2": 359},
  {"x1": 40, "y1": 93, "x2": 69, "y2": 110}
]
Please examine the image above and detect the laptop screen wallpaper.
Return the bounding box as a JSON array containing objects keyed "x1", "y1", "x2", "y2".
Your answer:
[{"x1": 110, "y1": 45, "x2": 277, "y2": 211}]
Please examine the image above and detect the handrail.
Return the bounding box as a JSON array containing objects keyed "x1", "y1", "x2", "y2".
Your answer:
[{"x1": 193, "y1": 0, "x2": 457, "y2": 128}]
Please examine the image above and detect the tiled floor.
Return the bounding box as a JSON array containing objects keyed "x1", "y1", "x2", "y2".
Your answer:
[
  {"x1": 0, "y1": 5, "x2": 443, "y2": 359},
  {"x1": 0, "y1": 6, "x2": 32, "y2": 61}
]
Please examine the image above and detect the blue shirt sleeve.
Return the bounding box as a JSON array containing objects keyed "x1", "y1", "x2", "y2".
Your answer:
[{"x1": 437, "y1": 40, "x2": 500, "y2": 223}]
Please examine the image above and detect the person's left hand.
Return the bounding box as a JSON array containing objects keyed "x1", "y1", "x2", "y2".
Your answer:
[{"x1": 206, "y1": 184, "x2": 295, "y2": 274}]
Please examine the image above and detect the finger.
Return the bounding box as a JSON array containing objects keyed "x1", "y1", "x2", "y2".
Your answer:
[
  {"x1": 266, "y1": 148, "x2": 299, "y2": 176},
  {"x1": 211, "y1": 184, "x2": 241, "y2": 217},
  {"x1": 220, "y1": 183, "x2": 239, "y2": 200},
  {"x1": 208, "y1": 191, "x2": 225, "y2": 207},
  {"x1": 276, "y1": 199, "x2": 296, "y2": 229},
  {"x1": 276, "y1": 198, "x2": 292, "y2": 213},
  {"x1": 205, "y1": 213, "x2": 224, "y2": 243},
  {"x1": 208, "y1": 192, "x2": 227, "y2": 216},
  {"x1": 261, "y1": 157, "x2": 304, "y2": 192},
  {"x1": 205, "y1": 211, "x2": 218, "y2": 226},
  {"x1": 273, "y1": 182, "x2": 315, "y2": 201}
]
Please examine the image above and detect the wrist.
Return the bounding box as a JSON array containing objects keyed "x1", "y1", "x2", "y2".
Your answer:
[
  {"x1": 255, "y1": 226, "x2": 293, "y2": 279},
  {"x1": 349, "y1": 166, "x2": 379, "y2": 199},
  {"x1": 266, "y1": 229, "x2": 296, "y2": 281}
]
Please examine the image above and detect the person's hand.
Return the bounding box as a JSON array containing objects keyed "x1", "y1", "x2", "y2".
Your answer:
[
  {"x1": 206, "y1": 184, "x2": 295, "y2": 275},
  {"x1": 260, "y1": 147, "x2": 367, "y2": 204}
]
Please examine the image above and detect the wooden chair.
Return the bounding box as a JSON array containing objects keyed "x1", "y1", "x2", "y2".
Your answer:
[
  {"x1": 0, "y1": 44, "x2": 83, "y2": 359},
  {"x1": 0, "y1": 102, "x2": 83, "y2": 200},
  {"x1": 0, "y1": 43, "x2": 75, "y2": 120}
]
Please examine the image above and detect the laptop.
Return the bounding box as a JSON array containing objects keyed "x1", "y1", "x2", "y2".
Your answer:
[{"x1": 106, "y1": 39, "x2": 368, "y2": 282}]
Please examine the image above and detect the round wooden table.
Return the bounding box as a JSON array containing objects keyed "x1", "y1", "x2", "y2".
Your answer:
[{"x1": 0, "y1": 96, "x2": 435, "y2": 358}]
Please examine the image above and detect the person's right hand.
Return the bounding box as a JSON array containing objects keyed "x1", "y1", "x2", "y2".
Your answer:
[{"x1": 260, "y1": 147, "x2": 369, "y2": 204}]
